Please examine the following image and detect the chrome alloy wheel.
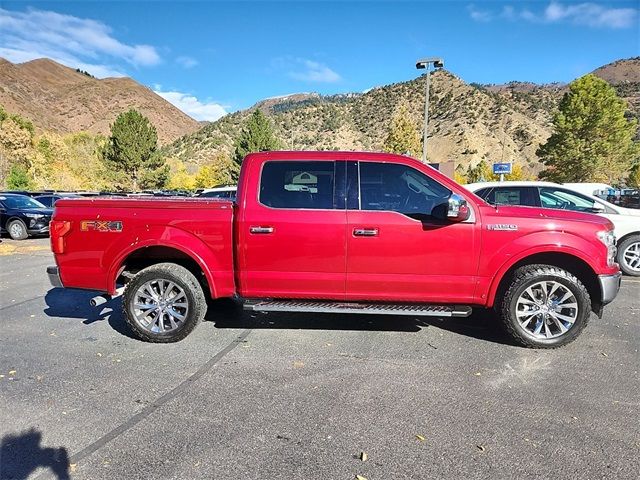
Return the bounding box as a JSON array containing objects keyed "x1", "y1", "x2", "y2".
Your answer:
[
  {"x1": 622, "y1": 241, "x2": 640, "y2": 273},
  {"x1": 515, "y1": 281, "x2": 578, "y2": 340},
  {"x1": 132, "y1": 279, "x2": 189, "y2": 333}
]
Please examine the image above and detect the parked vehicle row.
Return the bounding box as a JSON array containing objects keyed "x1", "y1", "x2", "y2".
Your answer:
[
  {"x1": 0, "y1": 194, "x2": 54, "y2": 240},
  {"x1": 48, "y1": 151, "x2": 621, "y2": 348},
  {"x1": 465, "y1": 181, "x2": 640, "y2": 276}
]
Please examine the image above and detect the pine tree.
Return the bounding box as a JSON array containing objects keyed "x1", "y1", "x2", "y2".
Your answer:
[
  {"x1": 538, "y1": 74, "x2": 639, "y2": 183},
  {"x1": 383, "y1": 103, "x2": 421, "y2": 158},
  {"x1": 232, "y1": 110, "x2": 281, "y2": 169},
  {"x1": 6, "y1": 163, "x2": 35, "y2": 190},
  {"x1": 102, "y1": 109, "x2": 168, "y2": 190}
]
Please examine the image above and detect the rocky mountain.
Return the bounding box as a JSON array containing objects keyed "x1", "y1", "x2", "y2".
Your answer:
[
  {"x1": 165, "y1": 58, "x2": 639, "y2": 175},
  {"x1": 0, "y1": 58, "x2": 200, "y2": 144}
]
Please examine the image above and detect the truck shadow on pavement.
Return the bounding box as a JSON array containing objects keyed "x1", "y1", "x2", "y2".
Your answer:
[
  {"x1": 43, "y1": 288, "x2": 136, "y2": 339},
  {"x1": 43, "y1": 289, "x2": 516, "y2": 346},
  {"x1": 0, "y1": 428, "x2": 70, "y2": 480},
  {"x1": 210, "y1": 299, "x2": 516, "y2": 346}
]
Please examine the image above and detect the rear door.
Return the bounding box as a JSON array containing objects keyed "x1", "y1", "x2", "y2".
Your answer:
[
  {"x1": 346, "y1": 160, "x2": 479, "y2": 303},
  {"x1": 238, "y1": 159, "x2": 347, "y2": 299}
]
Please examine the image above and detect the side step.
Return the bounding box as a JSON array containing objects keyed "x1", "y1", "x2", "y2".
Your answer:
[{"x1": 244, "y1": 300, "x2": 472, "y2": 317}]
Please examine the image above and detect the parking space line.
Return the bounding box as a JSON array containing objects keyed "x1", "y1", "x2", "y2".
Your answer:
[{"x1": 34, "y1": 329, "x2": 252, "y2": 479}]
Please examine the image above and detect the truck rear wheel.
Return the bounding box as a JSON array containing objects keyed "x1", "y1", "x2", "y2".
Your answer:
[
  {"x1": 122, "y1": 263, "x2": 207, "y2": 343},
  {"x1": 499, "y1": 264, "x2": 591, "y2": 348}
]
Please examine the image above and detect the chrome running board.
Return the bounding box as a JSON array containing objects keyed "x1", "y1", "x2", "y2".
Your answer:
[{"x1": 244, "y1": 300, "x2": 472, "y2": 317}]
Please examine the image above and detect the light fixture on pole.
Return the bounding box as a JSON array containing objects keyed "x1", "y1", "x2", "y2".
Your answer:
[{"x1": 416, "y1": 57, "x2": 444, "y2": 163}]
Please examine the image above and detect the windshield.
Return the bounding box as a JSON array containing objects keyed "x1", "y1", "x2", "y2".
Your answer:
[{"x1": 0, "y1": 195, "x2": 47, "y2": 209}]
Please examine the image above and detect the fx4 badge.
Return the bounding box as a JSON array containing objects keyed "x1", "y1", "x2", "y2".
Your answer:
[
  {"x1": 80, "y1": 220, "x2": 123, "y2": 232},
  {"x1": 487, "y1": 224, "x2": 518, "y2": 231}
]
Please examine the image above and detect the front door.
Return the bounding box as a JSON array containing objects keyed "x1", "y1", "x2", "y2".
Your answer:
[
  {"x1": 238, "y1": 160, "x2": 347, "y2": 299},
  {"x1": 346, "y1": 161, "x2": 479, "y2": 304}
]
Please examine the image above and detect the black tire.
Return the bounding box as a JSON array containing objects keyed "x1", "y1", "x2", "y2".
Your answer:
[
  {"x1": 8, "y1": 219, "x2": 28, "y2": 240},
  {"x1": 122, "y1": 263, "x2": 207, "y2": 343},
  {"x1": 499, "y1": 264, "x2": 591, "y2": 348},
  {"x1": 617, "y1": 235, "x2": 640, "y2": 277}
]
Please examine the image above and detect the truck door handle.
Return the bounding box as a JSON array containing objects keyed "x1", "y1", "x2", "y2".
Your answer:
[
  {"x1": 353, "y1": 228, "x2": 378, "y2": 237},
  {"x1": 250, "y1": 226, "x2": 274, "y2": 234}
]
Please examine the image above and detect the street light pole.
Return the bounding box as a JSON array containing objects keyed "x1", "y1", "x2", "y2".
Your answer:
[
  {"x1": 416, "y1": 57, "x2": 444, "y2": 163},
  {"x1": 422, "y1": 67, "x2": 430, "y2": 163}
]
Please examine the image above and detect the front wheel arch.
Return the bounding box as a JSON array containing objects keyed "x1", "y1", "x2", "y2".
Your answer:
[{"x1": 490, "y1": 252, "x2": 601, "y2": 315}]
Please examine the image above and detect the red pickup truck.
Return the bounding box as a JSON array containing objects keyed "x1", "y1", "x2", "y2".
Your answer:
[{"x1": 47, "y1": 151, "x2": 621, "y2": 348}]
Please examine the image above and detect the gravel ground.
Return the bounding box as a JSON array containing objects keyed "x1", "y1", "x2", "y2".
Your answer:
[{"x1": 1, "y1": 237, "x2": 638, "y2": 480}]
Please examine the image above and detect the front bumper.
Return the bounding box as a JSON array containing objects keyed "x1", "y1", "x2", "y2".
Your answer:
[
  {"x1": 27, "y1": 224, "x2": 50, "y2": 235},
  {"x1": 599, "y1": 272, "x2": 622, "y2": 305},
  {"x1": 47, "y1": 266, "x2": 63, "y2": 288}
]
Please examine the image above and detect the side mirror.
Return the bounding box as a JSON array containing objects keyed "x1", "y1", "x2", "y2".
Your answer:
[
  {"x1": 447, "y1": 194, "x2": 471, "y2": 222},
  {"x1": 591, "y1": 204, "x2": 605, "y2": 214}
]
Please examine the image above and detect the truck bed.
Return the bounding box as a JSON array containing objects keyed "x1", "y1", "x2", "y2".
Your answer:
[{"x1": 52, "y1": 197, "x2": 235, "y2": 296}]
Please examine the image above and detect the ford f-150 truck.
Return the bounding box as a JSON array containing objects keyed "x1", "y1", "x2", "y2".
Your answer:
[{"x1": 47, "y1": 151, "x2": 621, "y2": 348}]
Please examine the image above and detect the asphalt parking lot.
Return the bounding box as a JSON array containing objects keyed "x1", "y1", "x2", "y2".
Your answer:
[{"x1": 1, "y1": 237, "x2": 638, "y2": 480}]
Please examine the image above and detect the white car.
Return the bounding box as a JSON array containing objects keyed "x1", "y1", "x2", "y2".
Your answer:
[
  {"x1": 197, "y1": 186, "x2": 237, "y2": 200},
  {"x1": 465, "y1": 181, "x2": 640, "y2": 276}
]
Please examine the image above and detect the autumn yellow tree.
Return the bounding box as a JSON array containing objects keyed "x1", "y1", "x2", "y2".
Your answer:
[{"x1": 383, "y1": 102, "x2": 421, "y2": 158}]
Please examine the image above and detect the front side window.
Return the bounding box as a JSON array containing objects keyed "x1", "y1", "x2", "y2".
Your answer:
[
  {"x1": 539, "y1": 187, "x2": 600, "y2": 213},
  {"x1": 358, "y1": 162, "x2": 451, "y2": 218},
  {"x1": 260, "y1": 161, "x2": 336, "y2": 209}
]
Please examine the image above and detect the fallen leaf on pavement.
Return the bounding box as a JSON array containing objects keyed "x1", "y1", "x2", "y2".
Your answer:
[
  {"x1": 474, "y1": 372, "x2": 482, "y2": 376},
  {"x1": 8, "y1": 370, "x2": 16, "y2": 375},
  {"x1": 355, "y1": 475, "x2": 368, "y2": 480},
  {"x1": 416, "y1": 435, "x2": 425, "y2": 442},
  {"x1": 600, "y1": 352, "x2": 608, "y2": 357},
  {"x1": 476, "y1": 445, "x2": 486, "y2": 452},
  {"x1": 70, "y1": 463, "x2": 77, "y2": 472},
  {"x1": 360, "y1": 451, "x2": 368, "y2": 461}
]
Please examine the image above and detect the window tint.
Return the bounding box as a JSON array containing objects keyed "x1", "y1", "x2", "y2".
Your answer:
[
  {"x1": 482, "y1": 187, "x2": 537, "y2": 207},
  {"x1": 358, "y1": 162, "x2": 451, "y2": 218},
  {"x1": 540, "y1": 187, "x2": 600, "y2": 213},
  {"x1": 260, "y1": 161, "x2": 336, "y2": 209}
]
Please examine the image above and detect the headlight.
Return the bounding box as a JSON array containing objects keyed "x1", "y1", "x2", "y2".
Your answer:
[
  {"x1": 597, "y1": 230, "x2": 617, "y2": 266},
  {"x1": 25, "y1": 213, "x2": 44, "y2": 219}
]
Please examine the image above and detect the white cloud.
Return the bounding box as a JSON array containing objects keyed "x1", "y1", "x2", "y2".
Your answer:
[
  {"x1": 176, "y1": 56, "x2": 198, "y2": 68},
  {"x1": 543, "y1": 2, "x2": 637, "y2": 28},
  {"x1": 273, "y1": 57, "x2": 341, "y2": 83},
  {"x1": 153, "y1": 88, "x2": 228, "y2": 122},
  {"x1": 289, "y1": 59, "x2": 341, "y2": 83},
  {"x1": 0, "y1": 7, "x2": 161, "y2": 77},
  {"x1": 468, "y1": 2, "x2": 637, "y2": 29},
  {"x1": 467, "y1": 4, "x2": 492, "y2": 22}
]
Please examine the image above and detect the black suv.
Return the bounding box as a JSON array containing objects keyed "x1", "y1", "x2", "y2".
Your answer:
[{"x1": 0, "y1": 194, "x2": 54, "y2": 240}]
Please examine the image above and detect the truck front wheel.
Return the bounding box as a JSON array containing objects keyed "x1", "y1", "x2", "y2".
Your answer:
[
  {"x1": 122, "y1": 263, "x2": 207, "y2": 343},
  {"x1": 499, "y1": 264, "x2": 591, "y2": 348}
]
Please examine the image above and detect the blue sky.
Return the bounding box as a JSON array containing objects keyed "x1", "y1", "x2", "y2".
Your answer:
[{"x1": 1, "y1": 1, "x2": 638, "y2": 121}]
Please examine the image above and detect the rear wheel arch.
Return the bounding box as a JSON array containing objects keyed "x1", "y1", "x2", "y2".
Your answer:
[
  {"x1": 489, "y1": 252, "x2": 601, "y2": 314},
  {"x1": 112, "y1": 244, "x2": 216, "y2": 299}
]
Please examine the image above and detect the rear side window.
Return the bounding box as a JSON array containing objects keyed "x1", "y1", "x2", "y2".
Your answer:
[
  {"x1": 260, "y1": 161, "x2": 336, "y2": 209},
  {"x1": 481, "y1": 187, "x2": 537, "y2": 207},
  {"x1": 36, "y1": 196, "x2": 54, "y2": 207},
  {"x1": 358, "y1": 162, "x2": 451, "y2": 218}
]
